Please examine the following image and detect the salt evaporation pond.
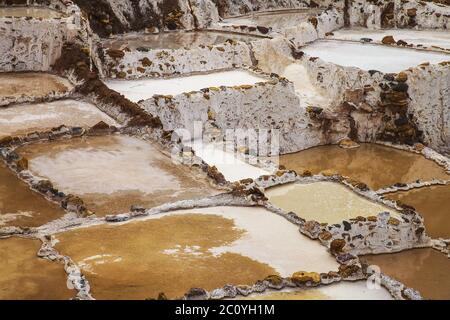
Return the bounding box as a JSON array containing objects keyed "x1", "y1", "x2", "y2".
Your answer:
[
  {"x1": 362, "y1": 248, "x2": 450, "y2": 300},
  {"x1": 0, "y1": 237, "x2": 74, "y2": 300},
  {"x1": 302, "y1": 40, "x2": 450, "y2": 73},
  {"x1": 105, "y1": 70, "x2": 266, "y2": 102},
  {"x1": 281, "y1": 62, "x2": 331, "y2": 108},
  {"x1": 220, "y1": 8, "x2": 322, "y2": 29},
  {"x1": 189, "y1": 141, "x2": 271, "y2": 182},
  {"x1": 278, "y1": 144, "x2": 449, "y2": 190},
  {"x1": 265, "y1": 182, "x2": 399, "y2": 224},
  {"x1": 330, "y1": 28, "x2": 450, "y2": 51},
  {"x1": 0, "y1": 162, "x2": 66, "y2": 228},
  {"x1": 0, "y1": 73, "x2": 72, "y2": 102},
  {"x1": 103, "y1": 31, "x2": 263, "y2": 51},
  {"x1": 0, "y1": 7, "x2": 64, "y2": 18},
  {"x1": 17, "y1": 135, "x2": 219, "y2": 216},
  {"x1": 0, "y1": 100, "x2": 117, "y2": 138},
  {"x1": 386, "y1": 185, "x2": 450, "y2": 239},
  {"x1": 241, "y1": 281, "x2": 393, "y2": 300},
  {"x1": 54, "y1": 206, "x2": 339, "y2": 299}
]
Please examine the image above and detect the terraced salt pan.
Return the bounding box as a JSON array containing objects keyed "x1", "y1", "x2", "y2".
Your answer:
[
  {"x1": 0, "y1": 100, "x2": 118, "y2": 138},
  {"x1": 0, "y1": 237, "x2": 74, "y2": 300},
  {"x1": 0, "y1": 7, "x2": 64, "y2": 18},
  {"x1": 0, "y1": 162, "x2": 66, "y2": 228},
  {"x1": 103, "y1": 31, "x2": 262, "y2": 51},
  {"x1": 278, "y1": 144, "x2": 450, "y2": 190},
  {"x1": 265, "y1": 182, "x2": 400, "y2": 224},
  {"x1": 54, "y1": 206, "x2": 339, "y2": 299},
  {"x1": 331, "y1": 28, "x2": 450, "y2": 51},
  {"x1": 241, "y1": 281, "x2": 393, "y2": 300},
  {"x1": 105, "y1": 70, "x2": 266, "y2": 102},
  {"x1": 189, "y1": 141, "x2": 271, "y2": 182},
  {"x1": 17, "y1": 135, "x2": 218, "y2": 216},
  {"x1": 0, "y1": 73, "x2": 72, "y2": 102},
  {"x1": 281, "y1": 63, "x2": 331, "y2": 108},
  {"x1": 302, "y1": 40, "x2": 450, "y2": 73},
  {"x1": 219, "y1": 9, "x2": 322, "y2": 29},
  {"x1": 362, "y1": 248, "x2": 450, "y2": 300},
  {"x1": 386, "y1": 185, "x2": 450, "y2": 239}
]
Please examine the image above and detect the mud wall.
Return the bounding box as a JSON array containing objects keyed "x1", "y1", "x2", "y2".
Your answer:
[
  {"x1": 0, "y1": 1, "x2": 81, "y2": 72},
  {"x1": 407, "y1": 62, "x2": 450, "y2": 154},
  {"x1": 72, "y1": 0, "x2": 200, "y2": 37},
  {"x1": 348, "y1": 0, "x2": 450, "y2": 29},
  {"x1": 101, "y1": 39, "x2": 254, "y2": 79},
  {"x1": 140, "y1": 74, "x2": 327, "y2": 154}
]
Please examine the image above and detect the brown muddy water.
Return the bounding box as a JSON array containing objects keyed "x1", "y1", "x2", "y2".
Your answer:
[
  {"x1": 16, "y1": 135, "x2": 219, "y2": 216},
  {"x1": 386, "y1": 185, "x2": 450, "y2": 239},
  {"x1": 54, "y1": 206, "x2": 339, "y2": 299},
  {"x1": 103, "y1": 31, "x2": 263, "y2": 51},
  {"x1": 278, "y1": 144, "x2": 449, "y2": 190},
  {"x1": 362, "y1": 248, "x2": 450, "y2": 300},
  {"x1": 0, "y1": 7, "x2": 64, "y2": 18},
  {"x1": 0, "y1": 162, "x2": 65, "y2": 228},
  {"x1": 241, "y1": 281, "x2": 393, "y2": 300},
  {"x1": 0, "y1": 73, "x2": 72, "y2": 101},
  {"x1": 0, "y1": 237, "x2": 74, "y2": 300},
  {"x1": 0, "y1": 99, "x2": 117, "y2": 139},
  {"x1": 265, "y1": 182, "x2": 399, "y2": 224}
]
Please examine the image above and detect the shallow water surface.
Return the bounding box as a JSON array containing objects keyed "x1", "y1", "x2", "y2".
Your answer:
[
  {"x1": 55, "y1": 206, "x2": 339, "y2": 299},
  {"x1": 105, "y1": 70, "x2": 266, "y2": 102},
  {"x1": 302, "y1": 40, "x2": 450, "y2": 72},
  {"x1": 222, "y1": 9, "x2": 322, "y2": 29},
  {"x1": 362, "y1": 248, "x2": 450, "y2": 300},
  {"x1": 0, "y1": 7, "x2": 64, "y2": 18},
  {"x1": 103, "y1": 31, "x2": 262, "y2": 51},
  {"x1": 265, "y1": 182, "x2": 399, "y2": 224},
  {"x1": 0, "y1": 238, "x2": 74, "y2": 300},
  {"x1": 17, "y1": 135, "x2": 218, "y2": 216},
  {"x1": 0, "y1": 163, "x2": 65, "y2": 228},
  {"x1": 0, "y1": 100, "x2": 117, "y2": 138},
  {"x1": 241, "y1": 281, "x2": 393, "y2": 300},
  {"x1": 386, "y1": 185, "x2": 450, "y2": 238},
  {"x1": 0, "y1": 73, "x2": 72, "y2": 101},
  {"x1": 278, "y1": 144, "x2": 449, "y2": 190}
]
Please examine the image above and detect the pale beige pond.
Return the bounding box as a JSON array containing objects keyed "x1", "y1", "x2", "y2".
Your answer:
[
  {"x1": 279, "y1": 144, "x2": 450, "y2": 190},
  {"x1": 0, "y1": 7, "x2": 64, "y2": 19},
  {"x1": 0, "y1": 100, "x2": 117, "y2": 138},
  {"x1": 17, "y1": 135, "x2": 219, "y2": 216},
  {"x1": 0, "y1": 162, "x2": 65, "y2": 228},
  {"x1": 265, "y1": 182, "x2": 399, "y2": 224},
  {"x1": 55, "y1": 206, "x2": 339, "y2": 299},
  {"x1": 0, "y1": 237, "x2": 74, "y2": 300},
  {"x1": 103, "y1": 30, "x2": 262, "y2": 51},
  {"x1": 220, "y1": 8, "x2": 322, "y2": 30},
  {"x1": 0, "y1": 73, "x2": 72, "y2": 102}
]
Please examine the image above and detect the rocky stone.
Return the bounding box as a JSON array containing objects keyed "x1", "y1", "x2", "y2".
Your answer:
[
  {"x1": 330, "y1": 239, "x2": 346, "y2": 255},
  {"x1": 291, "y1": 271, "x2": 321, "y2": 286},
  {"x1": 185, "y1": 288, "x2": 208, "y2": 300},
  {"x1": 339, "y1": 139, "x2": 360, "y2": 149},
  {"x1": 395, "y1": 72, "x2": 408, "y2": 83},
  {"x1": 382, "y1": 36, "x2": 396, "y2": 45}
]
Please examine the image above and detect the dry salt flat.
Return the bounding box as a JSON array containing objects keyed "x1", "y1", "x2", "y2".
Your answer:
[
  {"x1": 104, "y1": 70, "x2": 267, "y2": 102},
  {"x1": 302, "y1": 40, "x2": 450, "y2": 73},
  {"x1": 330, "y1": 28, "x2": 450, "y2": 51}
]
